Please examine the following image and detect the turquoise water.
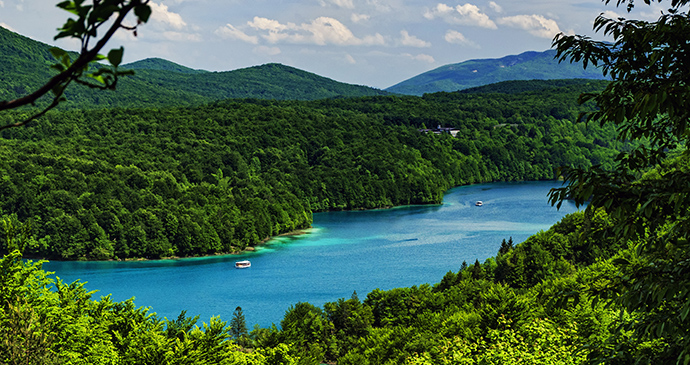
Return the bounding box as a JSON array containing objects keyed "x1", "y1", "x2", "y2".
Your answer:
[{"x1": 43, "y1": 181, "x2": 579, "y2": 328}]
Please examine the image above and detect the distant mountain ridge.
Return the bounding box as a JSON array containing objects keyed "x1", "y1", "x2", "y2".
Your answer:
[
  {"x1": 386, "y1": 50, "x2": 609, "y2": 96},
  {"x1": 2, "y1": 25, "x2": 607, "y2": 107},
  {"x1": 0, "y1": 26, "x2": 388, "y2": 109}
]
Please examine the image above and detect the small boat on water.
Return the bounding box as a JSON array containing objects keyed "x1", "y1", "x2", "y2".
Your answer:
[
  {"x1": 475, "y1": 201, "x2": 483, "y2": 206},
  {"x1": 235, "y1": 260, "x2": 251, "y2": 269}
]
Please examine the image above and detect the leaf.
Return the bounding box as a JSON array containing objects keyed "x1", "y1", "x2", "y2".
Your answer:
[
  {"x1": 107, "y1": 47, "x2": 124, "y2": 67},
  {"x1": 56, "y1": 1, "x2": 79, "y2": 15},
  {"x1": 49, "y1": 47, "x2": 68, "y2": 61},
  {"x1": 134, "y1": 4, "x2": 152, "y2": 23},
  {"x1": 612, "y1": 258, "x2": 630, "y2": 266}
]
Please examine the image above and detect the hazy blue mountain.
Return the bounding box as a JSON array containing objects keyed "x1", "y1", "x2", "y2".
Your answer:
[{"x1": 386, "y1": 50, "x2": 608, "y2": 96}]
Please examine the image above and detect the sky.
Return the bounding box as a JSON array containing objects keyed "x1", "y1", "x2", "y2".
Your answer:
[{"x1": 0, "y1": 0, "x2": 666, "y2": 89}]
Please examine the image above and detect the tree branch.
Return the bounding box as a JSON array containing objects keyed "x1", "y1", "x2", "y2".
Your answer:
[{"x1": 0, "y1": 0, "x2": 149, "y2": 131}]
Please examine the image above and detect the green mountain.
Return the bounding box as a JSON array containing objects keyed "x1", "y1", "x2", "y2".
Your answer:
[
  {"x1": 0, "y1": 26, "x2": 388, "y2": 109},
  {"x1": 122, "y1": 57, "x2": 208, "y2": 74},
  {"x1": 386, "y1": 50, "x2": 608, "y2": 96}
]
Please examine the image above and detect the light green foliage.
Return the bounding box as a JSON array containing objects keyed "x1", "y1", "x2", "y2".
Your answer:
[
  {"x1": 406, "y1": 317, "x2": 586, "y2": 365},
  {"x1": 0, "y1": 213, "x2": 37, "y2": 254},
  {"x1": 0, "y1": 250, "x2": 294, "y2": 364},
  {"x1": 278, "y1": 302, "x2": 335, "y2": 364}
]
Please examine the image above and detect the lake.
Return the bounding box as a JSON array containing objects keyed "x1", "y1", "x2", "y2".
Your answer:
[{"x1": 42, "y1": 181, "x2": 579, "y2": 328}]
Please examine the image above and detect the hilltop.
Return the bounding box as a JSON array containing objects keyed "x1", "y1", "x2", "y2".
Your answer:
[{"x1": 0, "y1": 26, "x2": 388, "y2": 109}]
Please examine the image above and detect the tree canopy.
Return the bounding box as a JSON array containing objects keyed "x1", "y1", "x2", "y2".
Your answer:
[{"x1": 550, "y1": 0, "x2": 690, "y2": 362}]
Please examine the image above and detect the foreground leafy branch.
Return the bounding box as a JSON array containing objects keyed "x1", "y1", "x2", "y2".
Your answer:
[
  {"x1": 550, "y1": 0, "x2": 690, "y2": 363},
  {"x1": 0, "y1": 0, "x2": 151, "y2": 131}
]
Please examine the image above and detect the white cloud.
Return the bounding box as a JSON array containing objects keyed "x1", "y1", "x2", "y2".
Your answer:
[
  {"x1": 246, "y1": 16, "x2": 386, "y2": 46},
  {"x1": 159, "y1": 31, "x2": 201, "y2": 42},
  {"x1": 0, "y1": 1, "x2": 4, "y2": 7},
  {"x1": 424, "y1": 3, "x2": 454, "y2": 20},
  {"x1": 248, "y1": 17, "x2": 295, "y2": 43},
  {"x1": 351, "y1": 13, "x2": 370, "y2": 23},
  {"x1": 444, "y1": 30, "x2": 477, "y2": 47},
  {"x1": 128, "y1": 2, "x2": 202, "y2": 42},
  {"x1": 215, "y1": 24, "x2": 259, "y2": 44},
  {"x1": 601, "y1": 10, "x2": 622, "y2": 19},
  {"x1": 254, "y1": 45, "x2": 281, "y2": 56},
  {"x1": 498, "y1": 14, "x2": 561, "y2": 38},
  {"x1": 399, "y1": 30, "x2": 430, "y2": 47},
  {"x1": 346, "y1": 54, "x2": 356, "y2": 64},
  {"x1": 149, "y1": 2, "x2": 187, "y2": 30},
  {"x1": 248, "y1": 17, "x2": 290, "y2": 32},
  {"x1": 360, "y1": 33, "x2": 386, "y2": 45},
  {"x1": 425, "y1": 3, "x2": 497, "y2": 29},
  {"x1": 366, "y1": 0, "x2": 393, "y2": 13},
  {"x1": 304, "y1": 17, "x2": 360, "y2": 45},
  {"x1": 489, "y1": 1, "x2": 502, "y2": 13},
  {"x1": 319, "y1": 0, "x2": 355, "y2": 9},
  {"x1": 403, "y1": 53, "x2": 435, "y2": 63},
  {"x1": 455, "y1": 4, "x2": 497, "y2": 29}
]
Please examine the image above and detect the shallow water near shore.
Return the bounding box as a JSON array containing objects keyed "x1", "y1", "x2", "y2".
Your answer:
[{"x1": 43, "y1": 181, "x2": 579, "y2": 328}]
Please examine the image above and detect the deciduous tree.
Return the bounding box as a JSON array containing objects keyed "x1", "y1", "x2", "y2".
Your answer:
[{"x1": 550, "y1": 0, "x2": 690, "y2": 362}]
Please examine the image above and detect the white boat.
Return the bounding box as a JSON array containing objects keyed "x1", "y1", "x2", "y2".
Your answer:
[
  {"x1": 475, "y1": 201, "x2": 483, "y2": 206},
  {"x1": 235, "y1": 260, "x2": 251, "y2": 269}
]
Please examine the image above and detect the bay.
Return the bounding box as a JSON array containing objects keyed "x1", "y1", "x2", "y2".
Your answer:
[{"x1": 43, "y1": 181, "x2": 579, "y2": 328}]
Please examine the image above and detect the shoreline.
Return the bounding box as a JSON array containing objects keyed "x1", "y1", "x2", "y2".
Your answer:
[
  {"x1": 24, "y1": 227, "x2": 313, "y2": 263},
  {"x1": 117, "y1": 227, "x2": 314, "y2": 262},
  {"x1": 25, "y1": 179, "x2": 561, "y2": 263}
]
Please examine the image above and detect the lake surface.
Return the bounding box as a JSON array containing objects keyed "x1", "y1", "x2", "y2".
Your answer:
[{"x1": 43, "y1": 181, "x2": 579, "y2": 328}]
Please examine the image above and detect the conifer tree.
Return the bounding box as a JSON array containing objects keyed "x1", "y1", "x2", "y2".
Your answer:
[{"x1": 230, "y1": 306, "x2": 248, "y2": 342}]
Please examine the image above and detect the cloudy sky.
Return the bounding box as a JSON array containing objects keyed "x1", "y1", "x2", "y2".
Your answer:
[{"x1": 0, "y1": 0, "x2": 665, "y2": 88}]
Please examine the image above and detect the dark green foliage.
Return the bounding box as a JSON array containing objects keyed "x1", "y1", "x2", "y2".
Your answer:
[
  {"x1": 549, "y1": 0, "x2": 690, "y2": 363},
  {"x1": 460, "y1": 78, "x2": 609, "y2": 95},
  {"x1": 0, "y1": 80, "x2": 622, "y2": 260},
  {"x1": 230, "y1": 306, "x2": 249, "y2": 346}
]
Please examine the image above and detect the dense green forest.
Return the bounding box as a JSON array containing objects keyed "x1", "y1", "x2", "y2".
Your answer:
[
  {"x1": 0, "y1": 203, "x2": 671, "y2": 364},
  {"x1": 4, "y1": 0, "x2": 689, "y2": 361},
  {"x1": 0, "y1": 80, "x2": 620, "y2": 260}
]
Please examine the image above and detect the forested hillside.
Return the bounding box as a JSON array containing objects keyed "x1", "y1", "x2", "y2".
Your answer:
[
  {"x1": 0, "y1": 26, "x2": 388, "y2": 110},
  {"x1": 0, "y1": 80, "x2": 620, "y2": 260}
]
